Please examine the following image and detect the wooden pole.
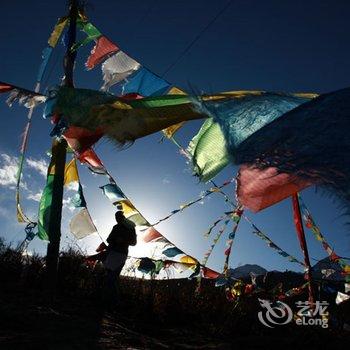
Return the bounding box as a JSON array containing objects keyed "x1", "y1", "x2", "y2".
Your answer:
[
  {"x1": 292, "y1": 193, "x2": 315, "y2": 306},
  {"x1": 46, "y1": 0, "x2": 78, "y2": 292}
]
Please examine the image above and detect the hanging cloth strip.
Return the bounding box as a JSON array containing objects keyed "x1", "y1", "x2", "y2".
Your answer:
[
  {"x1": 16, "y1": 16, "x2": 69, "y2": 224},
  {"x1": 298, "y1": 194, "x2": 350, "y2": 281}
]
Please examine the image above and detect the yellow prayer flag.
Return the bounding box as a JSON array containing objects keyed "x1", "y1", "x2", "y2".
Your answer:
[
  {"x1": 120, "y1": 200, "x2": 137, "y2": 216},
  {"x1": 162, "y1": 86, "x2": 187, "y2": 138},
  {"x1": 48, "y1": 17, "x2": 68, "y2": 47},
  {"x1": 64, "y1": 158, "x2": 79, "y2": 185},
  {"x1": 180, "y1": 255, "x2": 197, "y2": 265}
]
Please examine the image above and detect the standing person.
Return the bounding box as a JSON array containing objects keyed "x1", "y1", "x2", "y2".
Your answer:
[{"x1": 103, "y1": 210, "x2": 137, "y2": 308}]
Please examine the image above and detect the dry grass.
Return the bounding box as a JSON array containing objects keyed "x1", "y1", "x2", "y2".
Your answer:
[{"x1": 0, "y1": 237, "x2": 349, "y2": 349}]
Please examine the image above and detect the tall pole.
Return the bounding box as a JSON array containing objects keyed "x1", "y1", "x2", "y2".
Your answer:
[
  {"x1": 292, "y1": 193, "x2": 315, "y2": 306},
  {"x1": 46, "y1": 0, "x2": 78, "y2": 292}
]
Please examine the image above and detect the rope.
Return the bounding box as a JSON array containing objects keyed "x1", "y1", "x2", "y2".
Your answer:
[{"x1": 162, "y1": 0, "x2": 233, "y2": 77}]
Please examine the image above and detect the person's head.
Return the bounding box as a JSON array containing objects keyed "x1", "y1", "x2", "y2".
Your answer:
[{"x1": 115, "y1": 210, "x2": 125, "y2": 223}]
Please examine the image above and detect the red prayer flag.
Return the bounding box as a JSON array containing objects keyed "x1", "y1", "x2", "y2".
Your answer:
[
  {"x1": 236, "y1": 165, "x2": 312, "y2": 212},
  {"x1": 202, "y1": 267, "x2": 220, "y2": 279},
  {"x1": 86, "y1": 36, "x2": 119, "y2": 70},
  {"x1": 0, "y1": 83, "x2": 14, "y2": 93},
  {"x1": 63, "y1": 126, "x2": 104, "y2": 154},
  {"x1": 78, "y1": 148, "x2": 104, "y2": 169},
  {"x1": 139, "y1": 227, "x2": 162, "y2": 243}
]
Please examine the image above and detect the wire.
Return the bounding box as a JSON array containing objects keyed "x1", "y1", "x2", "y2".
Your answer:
[{"x1": 161, "y1": 0, "x2": 233, "y2": 77}]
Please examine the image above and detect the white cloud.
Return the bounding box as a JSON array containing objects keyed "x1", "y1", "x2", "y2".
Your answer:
[
  {"x1": 27, "y1": 191, "x2": 42, "y2": 202},
  {"x1": 63, "y1": 197, "x2": 75, "y2": 212},
  {"x1": 162, "y1": 176, "x2": 171, "y2": 184},
  {"x1": 0, "y1": 153, "x2": 18, "y2": 186},
  {"x1": 26, "y1": 158, "x2": 48, "y2": 177},
  {"x1": 0, "y1": 206, "x2": 10, "y2": 217},
  {"x1": 66, "y1": 182, "x2": 79, "y2": 192},
  {"x1": 0, "y1": 153, "x2": 48, "y2": 190}
]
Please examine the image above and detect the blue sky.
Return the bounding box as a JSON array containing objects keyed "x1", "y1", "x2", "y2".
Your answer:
[{"x1": 0, "y1": 0, "x2": 349, "y2": 274}]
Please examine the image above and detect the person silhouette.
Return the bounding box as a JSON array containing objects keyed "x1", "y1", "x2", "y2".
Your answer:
[{"x1": 103, "y1": 210, "x2": 136, "y2": 308}]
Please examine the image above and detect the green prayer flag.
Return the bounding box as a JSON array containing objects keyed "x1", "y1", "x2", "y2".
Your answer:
[
  {"x1": 187, "y1": 118, "x2": 230, "y2": 182},
  {"x1": 38, "y1": 174, "x2": 54, "y2": 241}
]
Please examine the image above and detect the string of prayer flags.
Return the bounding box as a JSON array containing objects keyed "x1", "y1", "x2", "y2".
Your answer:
[
  {"x1": 119, "y1": 200, "x2": 149, "y2": 226},
  {"x1": 299, "y1": 195, "x2": 338, "y2": 259},
  {"x1": 244, "y1": 215, "x2": 304, "y2": 266},
  {"x1": 78, "y1": 20, "x2": 189, "y2": 140},
  {"x1": 14, "y1": 15, "x2": 68, "y2": 226},
  {"x1": 37, "y1": 16, "x2": 68, "y2": 83},
  {"x1": 203, "y1": 212, "x2": 232, "y2": 238},
  {"x1": 147, "y1": 178, "x2": 234, "y2": 227},
  {"x1": 223, "y1": 207, "x2": 243, "y2": 274},
  {"x1": 120, "y1": 256, "x2": 219, "y2": 279},
  {"x1": 76, "y1": 21, "x2": 119, "y2": 69},
  {"x1": 202, "y1": 218, "x2": 231, "y2": 267},
  {"x1": 79, "y1": 147, "x2": 199, "y2": 267},
  {"x1": 16, "y1": 117, "x2": 36, "y2": 224},
  {"x1": 298, "y1": 195, "x2": 350, "y2": 281},
  {"x1": 196, "y1": 218, "x2": 232, "y2": 292}
]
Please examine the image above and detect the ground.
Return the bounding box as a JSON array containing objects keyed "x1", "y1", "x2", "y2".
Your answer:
[{"x1": 1, "y1": 244, "x2": 349, "y2": 349}]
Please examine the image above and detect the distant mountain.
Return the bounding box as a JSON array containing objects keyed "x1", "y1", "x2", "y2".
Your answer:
[
  {"x1": 312, "y1": 257, "x2": 345, "y2": 281},
  {"x1": 229, "y1": 264, "x2": 267, "y2": 278}
]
